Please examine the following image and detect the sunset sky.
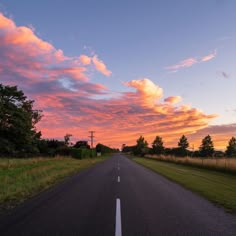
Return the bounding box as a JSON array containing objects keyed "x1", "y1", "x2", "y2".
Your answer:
[{"x1": 0, "y1": 1, "x2": 235, "y2": 150}]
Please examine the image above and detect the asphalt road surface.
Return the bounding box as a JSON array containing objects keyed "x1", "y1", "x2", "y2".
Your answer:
[{"x1": 0, "y1": 154, "x2": 236, "y2": 235}]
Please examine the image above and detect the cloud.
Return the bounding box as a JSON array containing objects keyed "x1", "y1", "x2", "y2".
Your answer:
[
  {"x1": 0, "y1": 13, "x2": 111, "y2": 87},
  {"x1": 125, "y1": 78, "x2": 163, "y2": 107},
  {"x1": 165, "y1": 50, "x2": 217, "y2": 72},
  {"x1": 92, "y1": 55, "x2": 112, "y2": 76},
  {"x1": 164, "y1": 96, "x2": 182, "y2": 104},
  {"x1": 79, "y1": 55, "x2": 91, "y2": 65},
  {"x1": 200, "y1": 50, "x2": 217, "y2": 62},
  {"x1": 165, "y1": 58, "x2": 197, "y2": 71},
  {"x1": 34, "y1": 77, "x2": 217, "y2": 148},
  {"x1": 0, "y1": 13, "x2": 221, "y2": 149}
]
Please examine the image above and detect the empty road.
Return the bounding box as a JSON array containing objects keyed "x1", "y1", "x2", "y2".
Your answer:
[{"x1": 0, "y1": 154, "x2": 236, "y2": 235}]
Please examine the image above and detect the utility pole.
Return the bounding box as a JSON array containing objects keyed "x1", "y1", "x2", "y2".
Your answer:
[{"x1": 89, "y1": 131, "x2": 95, "y2": 149}]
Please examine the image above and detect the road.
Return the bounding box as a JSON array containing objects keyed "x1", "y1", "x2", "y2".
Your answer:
[{"x1": 0, "y1": 154, "x2": 236, "y2": 235}]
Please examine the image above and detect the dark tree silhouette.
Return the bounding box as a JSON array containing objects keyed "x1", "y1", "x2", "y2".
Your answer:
[
  {"x1": 199, "y1": 135, "x2": 214, "y2": 157},
  {"x1": 134, "y1": 136, "x2": 149, "y2": 156},
  {"x1": 0, "y1": 84, "x2": 42, "y2": 156},
  {"x1": 152, "y1": 136, "x2": 165, "y2": 155},
  {"x1": 178, "y1": 135, "x2": 189, "y2": 156},
  {"x1": 226, "y1": 137, "x2": 236, "y2": 157}
]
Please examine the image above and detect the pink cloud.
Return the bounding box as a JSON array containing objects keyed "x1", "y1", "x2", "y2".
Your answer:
[
  {"x1": 166, "y1": 58, "x2": 197, "y2": 70},
  {"x1": 92, "y1": 55, "x2": 112, "y2": 76},
  {"x1": 201, "y1": 50, "x2": 217, "y2": 62},
  {"x1": 0, "y1": 13, "x2": 110, "y2": 88},
  {"x1": 165, "y1": 50, "x2": 217, "y2": 72}
]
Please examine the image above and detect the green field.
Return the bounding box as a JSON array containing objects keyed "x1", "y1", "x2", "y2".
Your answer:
[
  {"x1": 133, "y1": 157, "x2": 236, "y2": 213},
  {"x1": 0, "y1": 156, "x2": 107, "y2": 212}
]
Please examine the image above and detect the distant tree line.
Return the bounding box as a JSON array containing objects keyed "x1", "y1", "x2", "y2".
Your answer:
[
  {"x1": 0, "y1": 83, "x2": 117, "y2": 158},
  {"x1": 123, "y1": 135, "x2": 236, "y2": 158}
]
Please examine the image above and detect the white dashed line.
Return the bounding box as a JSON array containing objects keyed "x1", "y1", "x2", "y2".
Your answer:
[
  {"x1": 115, "y1": 198, "x2": 122, "y2": 236},
  {"x1": 118, "y1": 176, "x2": 120, "y2": 182}
]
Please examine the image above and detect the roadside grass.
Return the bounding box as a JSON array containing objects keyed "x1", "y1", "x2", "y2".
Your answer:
[
  {"x1": 133, "y1": 157, "x2": 236, "y2": 213},
  {"x1": 0, "y1": 156, "x2": 107, "y2": 211},
  {"x1": 145, "y1": 154, "x2": 236, "y2": 174}
]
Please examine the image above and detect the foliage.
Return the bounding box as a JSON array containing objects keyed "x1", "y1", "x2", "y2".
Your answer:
[
  {"x1": 133, "y1": 136, "x2": 149, "y2": 156},
  {"x1": 152, "y1": 136, "x2": 165, "y2": 155},
  {"x1": 226, "y1": 137, "x2": 236, "y2": 157},
  {"x1": 96, "y1": 143, "x2": 118, "y2": 153},
  {"x1": 177, "y1": 135, "x2": 189, "y2": 156},
  {"x1": 70, "y1": 148, "x2": 96, "y2": 159},
  {"x1": 37, "y1": 139, "x2": 67, "y2": 156},
  {"x1": 74, "y1": 140, "x2": 90, "y2": 149},
  {"x1": 122, "y1": 145, "x2": 136, "y2": 153},
  {"x1": 199, "y1": 135, "x2": 214, "y2": 157},
  {"x1": 0, "y1": 84, "x2": 42, "y2": 156}
]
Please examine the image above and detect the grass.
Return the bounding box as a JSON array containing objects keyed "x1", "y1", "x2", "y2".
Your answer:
[
  {"x1": 145, "y1": 154, "x2": 236, "y2": 174},
  {"x1": 0, "y1": 156, "x2": 107, "y2": 212},
  {"x1": 133, "y1": 157, "x2": 236, "y2": 213}
]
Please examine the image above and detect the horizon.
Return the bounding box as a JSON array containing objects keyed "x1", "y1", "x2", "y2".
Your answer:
[{"x1": 0, "y1": 1, "x2": 235, "y2": 150}]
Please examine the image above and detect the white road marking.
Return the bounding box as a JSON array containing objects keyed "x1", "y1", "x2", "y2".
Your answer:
[
  {"x1": 118, "y1": 166, "x2": 120, "y2": 170},
  {"x1": 115, "y1": 198, "x2": 122, "y2": 236},
  {"x1": 118, "y1": 176, "x2": 120, "y2": 182}
]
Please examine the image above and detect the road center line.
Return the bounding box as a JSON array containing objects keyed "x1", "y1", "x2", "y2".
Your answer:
[
  {"x1": 115, "y1": 198, "x2": 122, "y2": 236},
  {"x1": 118, "y1": 176, "x2": 120, "y2": 182}
]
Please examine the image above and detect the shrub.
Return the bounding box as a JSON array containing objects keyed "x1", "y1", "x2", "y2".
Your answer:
[{"x1": 70, "y1": 148, "x2": 96, "y2": 159}]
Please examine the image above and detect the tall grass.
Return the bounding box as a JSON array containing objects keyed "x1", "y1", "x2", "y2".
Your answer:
[
  {"x1": 145, "y1": 154, "x2": 236, "y2": 174},
  {"x1": 0, "y1": 156, "x2": 106, "y2": 212}
]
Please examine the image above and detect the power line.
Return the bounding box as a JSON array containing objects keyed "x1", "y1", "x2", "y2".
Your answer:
[{"x1": 89, "y1": 131, "x2": 95, "y2": 149}]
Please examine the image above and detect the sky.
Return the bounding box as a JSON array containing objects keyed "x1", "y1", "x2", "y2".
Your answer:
[{"x1": 0, "y1": 0, "x2": 235, "y2": 150}]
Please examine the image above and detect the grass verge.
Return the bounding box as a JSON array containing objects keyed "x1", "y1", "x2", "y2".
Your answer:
[
  {"x1": 0, "y1": 156, "x2": 107, "y2": 212},
  {"x1": 133, "y1": 157, "x2": 236, "y2": 213}
]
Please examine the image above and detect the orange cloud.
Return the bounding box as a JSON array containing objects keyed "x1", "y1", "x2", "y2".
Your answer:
[
  {"x1": 92, "y1": 55, "x2": 112, "y2": 76},
  {"x1": 125, "y1": 78, "x2": 163, "y2": 107},
  {"x1": 34, "y1": 77, "x2": 217, "y2": 149},
  {"x1": 79, "y1": 55, "x2": 91, "y2": 65},
  {"x1": 164, "y1": 96, "x2": 182, "y2": 104}
]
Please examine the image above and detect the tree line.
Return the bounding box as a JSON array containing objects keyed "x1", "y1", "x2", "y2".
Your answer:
[
  {"x1": 122, "y1": 135, "x2": 236, "y2": 158},
  {"x1": 0, "y1": 84, "x2": 117, "y2": 158}
]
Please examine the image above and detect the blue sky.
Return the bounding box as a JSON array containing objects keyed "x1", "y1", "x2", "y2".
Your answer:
[{"x1": 0, "y1": 0, "x2": 235, "y2": 148}]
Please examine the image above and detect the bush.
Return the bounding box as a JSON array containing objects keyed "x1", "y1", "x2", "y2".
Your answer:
[{"x1": 70, "y1": 148, "x2": 96, "y2": 159}]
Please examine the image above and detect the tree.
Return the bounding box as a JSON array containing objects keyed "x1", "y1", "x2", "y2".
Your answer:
[
  {"x1": 74, "y1": 140, "x2": 90, "y2": 149},
  {"x1": 134, "y1": 136, "x2": 148, "y2": 156},
  {"x1": 152, "y1": 136, "x2": 164, "y2": 155},
  {"x1": 226, "y1": 137, "x2": 236, "y2": 157},
  {"x1": 96, "y1": 143, "x2": 117, "y2": 153},
  {"x1": 199, "y1": 135, "x2": 214, "y2": 157},
  {"x1": 178, "y1": 135, "x2": 189, "y2": 156},
  {"x1": 0, "y1": 84, "x2": 42, "y2": 156}
]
